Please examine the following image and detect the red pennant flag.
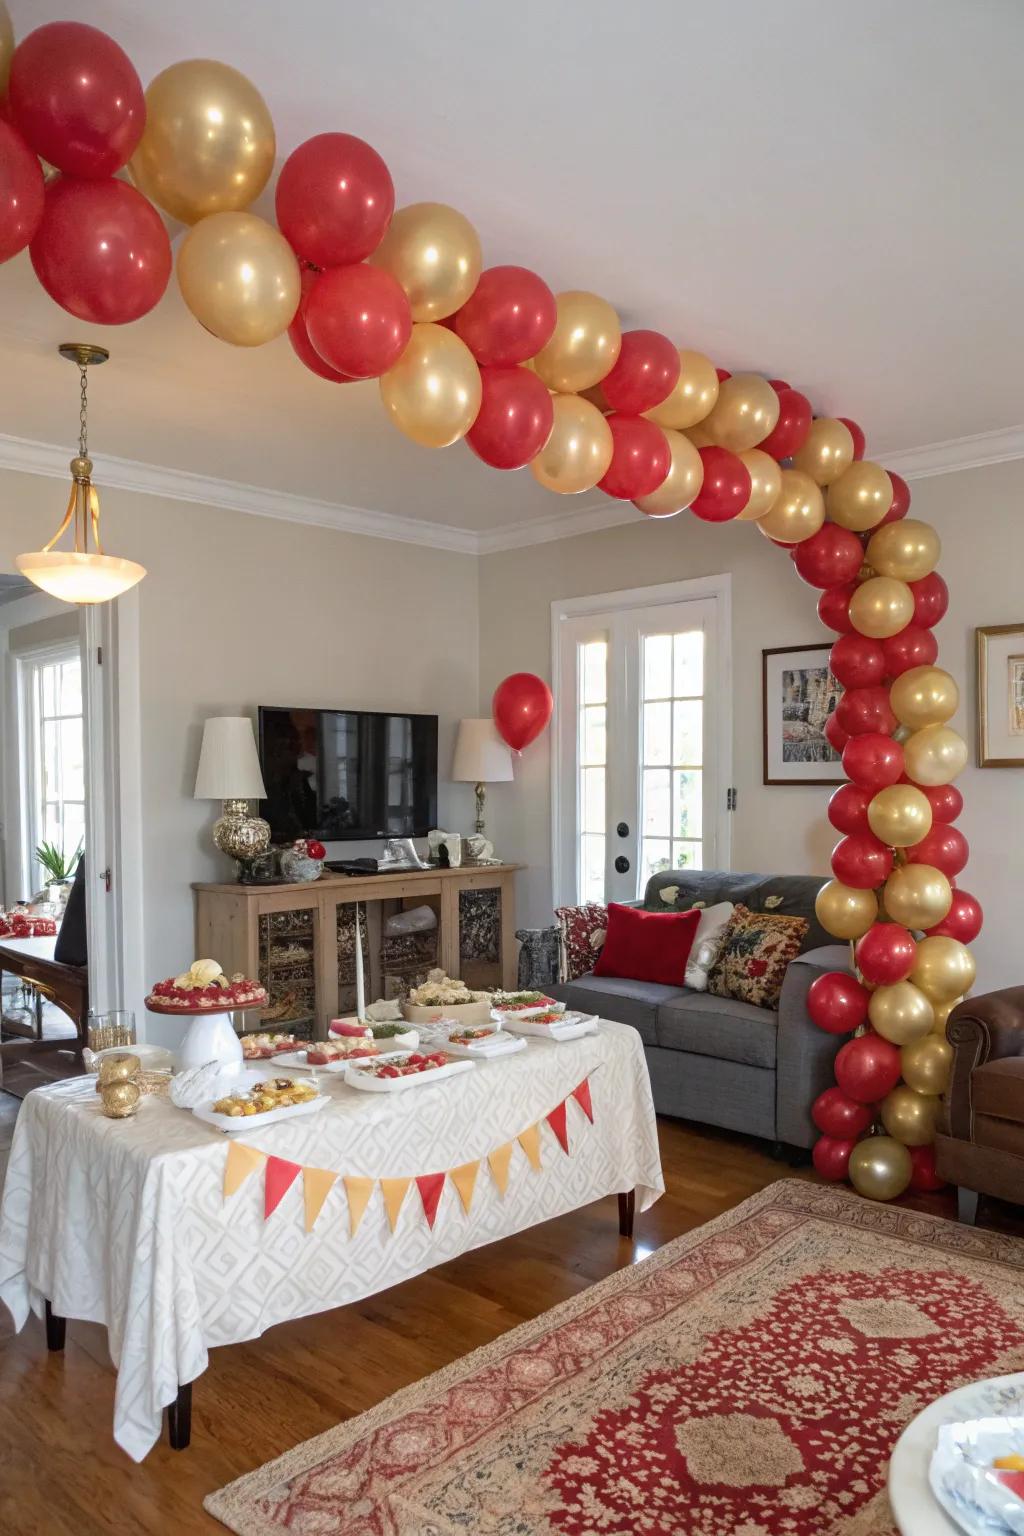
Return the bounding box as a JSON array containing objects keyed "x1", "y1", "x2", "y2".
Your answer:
[
  {"x1": 546, "y1": 1099, "x2": 570, "y2": 1154},
  {"x1": 416, "y1": 1172, "x2": 446, "y2": 1230},
  {"x1": 572, "y1": 1077, "x2": 594, "y2": 1122},
  {"x1": 264, "y1": 1155, "x2": 302, "y2": 1220}
]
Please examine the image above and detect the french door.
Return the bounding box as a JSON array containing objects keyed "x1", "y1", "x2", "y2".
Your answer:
[{"x1": 552, "y1": 577, "x2": 732, "y2": 909}]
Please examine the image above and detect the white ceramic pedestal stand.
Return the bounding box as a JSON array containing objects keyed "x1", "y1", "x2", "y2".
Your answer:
[{"x1": 145, "y1": 998, "x2": 265, "y2": 1071}]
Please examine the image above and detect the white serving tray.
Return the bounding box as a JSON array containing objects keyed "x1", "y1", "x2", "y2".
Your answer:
[
  {"x1": 502, "y1": 1012, "x2": 599, "y2": 1041},
  {"x1": 440, "y1": 1035, "x2": 527, "y2": 1060},
  {"x1": 343, "y1": 1056, "x2": 475, "y2": 1092},
  {"x1": 273, "y1": 1047, "x2": 410, "y2": 1074},
  {"x1": 491, "y1": 1000, "x2": 566, "y2": 1021},
  {"x1": 192, "y1": 1090, "x2": 330, "y2": 1135}
]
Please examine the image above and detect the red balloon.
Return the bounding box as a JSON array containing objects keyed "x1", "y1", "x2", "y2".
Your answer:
[
  {"x1": 842, "y1": 732, "x2": 905, "y2": 791},
  {"x1": 287, "y1": 267, "x2": 357, "y2": 382},
  {"x1": 276, "y1": 133, "x2": 395, "y2": 268},
  {"x1": 922, "y1": 783, "x2": 963, "y2": 824},
  {"x1": 601, "y1": 330, "x2": 680, "y2": 416},
  {"x1": 926, "y1": 888, "x2": 982, "y2": 943},
  {"x1": 0, "y1": 119, "x2": 45, "y2": 262},
  {"x1": 812, "y1": 1087, "x2": 874, "y2": 1137},
  {"x1": 599, "y1": 415, "x2": 671, "y2": 500},
  {"x1": 904, "y1": 825, "x2": 969, "y2": 878},
  {"x1": 813, "y1": 1134, "x2": 859, "y2": 1182},
  {"x1": 8, "y1": 21, "x2": 144, "y2": 178},
  {"x1": 30, "y1": 177, "x2": 171, "y2": 325},
  {"x1": 492, "y1": 673, "x2": 553, "y2": 753},
  {"x1": 758, "y1": 388, "x2": 813, "y2": 461},
  {"x1": 690, "y1": 445, "x2": 750, "y2": 522},
  {"x1": 768, "y1": 378, "x2": 791, "y2": 393},
  {"x1": 835, "y1": 685, "x2": 898, "y2": 738},
  {"x1": 818, "y1": 582, "x2": 857, "y2": 634},
  {"x1": 831, "y1": 833, "x2": 893, "y2": 889},
  {"x1": 807, "y1": 972, "x2": 869, "y2": 1035},
  {"x1": 305, "y1": 263, "x2": 412, "y2": 379},
  {"x1": 453, "y1": 265, "x2": 556, "y2": 367},
  {"x1": 880, "y1": 470, "x2": 911, "y2": 524},
  {"x1": 882, "y1": 625, "x2": 938, "y2": 678},
  {"x1": 824, "y1": 710, "x2": 849, "y2": 755},
  {"x1": 793, "y1": 523, "x2": 863, "y2": 590},
  {"x1": 830, "y1": 633, "x2": 886, "y2": 689},
  {"x1": 855, "y1": 922, "x2": 917, "y2": 985},
  {"x1": 908, "y1": 1144, "x2": 947, "y2": 1192},
  {"x1": 837, "y1": 417, "x2": 866, "y2": 460},
  {"x1": 909, "y1": 572, "x2": 949, "y2": 629},
  {"x1": 834, "y1": 1031, "x2": 902, "y2": 1103},
  {"x1": 828, "y1": 782, "x2": 872, "y2": 835},
  {"x1": 716, "y1": 368, "x2": 731, "y2": 382},
  {"x1": 467, "y1": 366, "x2": 554, "y2": 470}
]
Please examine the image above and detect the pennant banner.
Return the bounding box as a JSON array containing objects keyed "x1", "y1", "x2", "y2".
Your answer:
[
  {"x1": 416, "y1": 1172, "x2": 446, "y2": 1230},
  {"x1": 518, "y1": 1123, "x2": 542, "y2": 1172},
  {"x1": 547, "y1": 1100, "x2": 570, "y2": 1155},
  {"x1": 344, "y1": 1175, "x2": 374, "y2": 1237},
  {"x1": 265, "y1": 1155, "x2": 302, "y2": 1219},
  {"x1": 572, "y1": 1077, "x2": 594, "y2": 1123},
  {"x1": 381, "y1": 1176, "x2": 411, "y2": 1233},
  {"x1": 488, "y1": 1141, "x2": 513, "y2": 1196},
  {"x1": 449, "y1": 1160, "x2": 479, "y2": 1215},
  {"x1": 224, "y1": 1140, "x2": 266, "y2": 1198},
  {"x1": 303, "y1": 1167, "x2": 338, "y2": 1233}
]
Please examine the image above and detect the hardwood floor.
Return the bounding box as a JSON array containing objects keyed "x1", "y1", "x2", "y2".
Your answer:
[{"x1": 0, "y1": 1114, "x2": 1017, "y2": 1536}]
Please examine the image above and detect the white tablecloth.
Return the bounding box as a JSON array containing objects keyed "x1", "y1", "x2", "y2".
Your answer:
[{"x1": 0, "y1": 1021, "x2": 662, "y2": 1461}]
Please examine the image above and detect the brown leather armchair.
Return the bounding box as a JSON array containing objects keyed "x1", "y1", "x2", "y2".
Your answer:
[{"x1": 935, "y1": 987, "x2": 1024, "y2": 1222}]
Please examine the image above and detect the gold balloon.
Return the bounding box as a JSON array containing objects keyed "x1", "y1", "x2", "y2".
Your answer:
[
  {"x1": 633, "y1": 429, "x2": 703, "y2": 517},
  {"x1": 644, "y1": 349, "x2": 719, "y2": 430},
  {"x1": 827, "y1": 462, "x2": 894, "y2": 531},
  {"x1": 866, "y1": 518, "x2": 941, "y2": 583},
  {"x1": 685, "y1": 423, "x2": 716, "y2": 449},
  {"x1": 867, "y1": 784, "x2": 933, "y2": 847},
  {"x1": 702, "y1": 373, "x2": 780, "y2": 453},
  {"x1": 529, "y1": 394, "x2": 613, "y2": 494},
  {"x1": 792, "y1": 418, "x2": 854, "y2": 486},
  {"x1": 532, "y1": 291, "x2": 622, "y2": 394},
  {"x1": 930, "y1": 997, "x2": 962, "y2": 1036},
  {"x1": 889, "y1": 666, "x2": 959, "y2": 730},
  {"x1": 177, "y1": 212, "x2": 300, "y2": 346},
  {"x1": 848, "y1": 576, "x2": 914, "y2": 639},
  {"x1": 379, "y1": 323, "x2": 481, "y2": 449},
  {"x1": 372, "y1": 202, "x2": 482, "y2": 322},
  {"x1": 881, "y1": 1085, "x2": 938, "y2": 1147},
  {"x1": 868, "y1": 981, "x2": 934, "y2": 1044},
  {"x1": 883, "y1": 863, "x2": 953, "y2": 930},
  {"x1": 910, "y1": 935, "x2": 976, "y2": 1003},
  {"x1": 756, "y1": 468, "x2": 825, "y2": 544},
  {"x1": 815, "y1": 879, "x2": 878, "y2": 940},
  {"x1": 130, "y1": 60, "x2": 275, "y2": 225},
  {"x1": 736, "y1": 449, "x2": 782, "y2": 520},
  {"x1": 901, "y1": 1035, "x2": 953, "y2": 1096},
  {"x1": 0, "y1": 1, "x2": 13, "y2": 97},
  {"x1": 903, "y1": 724, "x2": 968, "y2": 786},
  {"x1": 848, "y1": 1136, "x2": 912, "y2": 1201}
]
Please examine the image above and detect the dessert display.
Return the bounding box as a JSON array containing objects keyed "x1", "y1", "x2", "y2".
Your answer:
[
  {"x1": 241, "y1": 1032, "x2": 298, "y2": 1060},
  {"x1": 146, "y1": 958, "x2": 267, "y2": 1014},
  {"x1": 211, "y1": 1077, "x2": 319, "y2": 1117}
]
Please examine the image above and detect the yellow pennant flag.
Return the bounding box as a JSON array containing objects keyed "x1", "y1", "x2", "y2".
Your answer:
[
  {"x1": 488, "y1": 1141, "x2": 513, "y2": 1196},
  {"x1": 449, "y1": 1159, "x2": 480, "y2": 1215},
  {"x1": 223, "y1": 1141, "x2": 266, "y2": 1198},
  {"x1": 303, "y1": 1167, "x2": 338, "y2": 1233},
  {"x1": 518, "y1": 1123, "x2": 542, "y2": 1172},
  {"x1": 343, "y1": 1175, "x2": 374, "y2": 1237},
  {"x1": 381, "y1": 1176, "x2": 411, "y2": 1233}
]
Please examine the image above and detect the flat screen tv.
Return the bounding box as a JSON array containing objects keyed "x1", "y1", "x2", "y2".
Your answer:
[{"x1": 257, "y1": 706, "x2": 438, "y2": 843}]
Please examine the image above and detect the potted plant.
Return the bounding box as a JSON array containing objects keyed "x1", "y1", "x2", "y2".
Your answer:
[{"x1": 35, "y1": 838, "x2": 83, "y2": 907}]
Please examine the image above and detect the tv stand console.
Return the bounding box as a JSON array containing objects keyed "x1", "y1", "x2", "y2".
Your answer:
[{"x1": 192, "y1": 864, "x2": 522, "y2": 1036}]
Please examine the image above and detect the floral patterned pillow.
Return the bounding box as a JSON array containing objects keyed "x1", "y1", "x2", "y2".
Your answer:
[
  {"x1": 554, "y1": 902, "x2": 608, "y2": 982},
  {"x1": 707, "y1": 905, "x2": 809, "y2": 1010}
]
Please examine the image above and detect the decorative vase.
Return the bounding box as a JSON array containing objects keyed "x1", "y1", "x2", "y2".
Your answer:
[
  {"x1": 212, "y1": 799, "x2": 271, "y2": 864},
  {"x1": 280, "y1": 849, "x2": 324, "y2": 883},
  {"x1": 177, "y1": 1010, "x2": 244, "y2": 1072}
]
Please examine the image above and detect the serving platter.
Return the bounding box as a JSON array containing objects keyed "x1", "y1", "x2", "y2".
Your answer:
[
  {"x1": 344, "y1": 1056, "x2": 475, "y2": 1093},
  {"x1": 191, "y1": 1090, "x2": 330, "y2": 1135},
  {"x1": 273, "y1": 1047, "x2": 412, "y2": 1075},
  {"x1": 502, "y1": 1011, "x2": 600, "y2": 1041}
]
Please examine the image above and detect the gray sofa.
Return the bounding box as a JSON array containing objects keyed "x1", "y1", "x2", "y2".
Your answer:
[{"x1": 523, "y1": 870, "x2": 851, "y2": 1151}]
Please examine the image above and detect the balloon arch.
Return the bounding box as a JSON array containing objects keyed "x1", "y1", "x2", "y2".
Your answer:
[{"x1": 0, "y1": 16, "x2": 982, "y2": 1202}]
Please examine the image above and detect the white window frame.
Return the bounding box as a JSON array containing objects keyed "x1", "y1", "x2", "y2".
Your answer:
[
  {"x1": 18, "y1": 640, "x2": 85, "y2": 895},
  {"x1": 550, "y1": 574, "x2": 733, "y2": 911}
]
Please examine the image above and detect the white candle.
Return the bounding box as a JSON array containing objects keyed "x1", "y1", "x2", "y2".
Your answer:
[{"x1": 354, "y1": 902, "x2": 366, "y2": 1022}]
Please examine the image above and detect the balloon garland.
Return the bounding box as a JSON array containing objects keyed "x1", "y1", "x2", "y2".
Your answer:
[{"x1": 0, "y1": 10, "x2": 981, "y2": 1203}]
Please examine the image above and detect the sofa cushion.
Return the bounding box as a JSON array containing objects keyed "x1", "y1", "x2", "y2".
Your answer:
[
  {"x1": 972, "y1": 1057, "x2": 1024, "y2": 1124},
  {"x1": 707, "y1": 906, "x2": 809, "y2": 1010},
  {"x1": 593, "y1": 903, "x2": 700, "y2": 986},
  {"x1": 655, "y1": 991, "x2": 779, "y2": 1069},
  {"x1": 547, "y1": 974, "x2": 687, "y2": 1046}
]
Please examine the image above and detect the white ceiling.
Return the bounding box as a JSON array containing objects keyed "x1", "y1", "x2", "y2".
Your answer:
[{"x1": 2, "y1": 0, "x2": 1022, "y2": 538}]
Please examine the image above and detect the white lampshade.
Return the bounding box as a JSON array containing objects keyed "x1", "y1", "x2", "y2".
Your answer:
[
  {"x1": 451, "y1": 718, "x2": 514, "y2": 783},
  {"x1": 194, "y1": 716, "x2": 267, "y2": 800},
  {"x1": 16, "y1": 550, "x2": 146, "y2": 605}
]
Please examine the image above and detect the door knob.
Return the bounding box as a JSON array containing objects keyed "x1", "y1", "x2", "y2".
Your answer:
[
  {"x1": 616, "y1": 822, "x2": 629, "y2": 838},
  {"x1": 614, "y1": 855, "x2": 630, "y2": 874}
]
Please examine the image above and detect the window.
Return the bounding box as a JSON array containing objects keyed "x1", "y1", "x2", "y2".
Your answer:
[
  {"x1": 578, "y1": 638, "x2": 607, "y2": 903},
  {"x1": 640, "y1": 629, "x2": 704, "y2": 884},
  {"x1": 23, "y1": 648, "x2": 85, "y2": 888}
]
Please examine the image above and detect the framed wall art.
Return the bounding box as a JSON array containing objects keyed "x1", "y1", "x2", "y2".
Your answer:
[
  {"x1": 762, "y1": 643, "x2": 844, "y2": 785},
  {"x1": 977, "y1": 623, "x2": 1024, "y2": 767}
]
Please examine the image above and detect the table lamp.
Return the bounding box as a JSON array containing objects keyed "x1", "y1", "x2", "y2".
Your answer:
[
  {"x1": 194, "y1": 716, "x2": 270, "y2": 867},
  {"x1": 451, "y1": 718, "x2": 513, "y2": 840}
]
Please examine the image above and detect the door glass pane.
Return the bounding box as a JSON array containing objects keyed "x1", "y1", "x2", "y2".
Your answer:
[
  {"x1": 581, "y1": 705, "x2": 606, "y2": 766},
  {"x1": 673, "y1": 840, "x2": 703, "y2": 871},
  {"x1": 673, "y1": 700, "x2": 703, "y2": 766},
  {"x1": 674, "y1": 630, "x2": 704, "y2": 696},
  {"x1": 581, "y1": 767, "x2": 605, "y2": 834},
  {"x1": 642, "y1": 768, "x2": 670, "y2": 835},
  {"x1": 674, "y1": 769, "x2": 702, "y2": 839},
  {"x1": 43, "y1": 720, "x2": 60, "y2": 800},
  {"x1": 642, "y1": 701, "x2": 671, "y2": 766},
  {"x1": 62, "y1": 803, "x2": 86, "y2": 860},
  {"x1": 581, "y1": 834, "x2": 605, "y2": 903},
  {"x1": 581, "y1": 640, "x2": 607, "y2": 705},
  {"x1": 61, "y1": 717, "x2": 85, "y2": 800},
  {"x1": 42, "y1": 665, "x2": 57, "y2": 716},
  {"x1": 59, "y1": 659, "x2": 82, "y2": 714},
  {"x1": 642, "y1": 838, "x2": 671, "y2": 880},
  {"x1": 643, "y1": 633, "x2": 672, "y2": 699}
]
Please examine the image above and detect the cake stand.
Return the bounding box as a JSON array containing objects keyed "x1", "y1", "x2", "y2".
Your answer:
[{"x1": 145, "y1": 997, "x2": 266, "y2": 1071}]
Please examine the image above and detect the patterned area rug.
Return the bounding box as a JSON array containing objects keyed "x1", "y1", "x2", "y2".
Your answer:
[{"x1": 206, "y1": 1180, "x2": 1024, "y2": 1535}]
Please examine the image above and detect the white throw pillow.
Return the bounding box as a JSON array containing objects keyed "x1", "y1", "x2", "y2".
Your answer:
[{"x1": 685, "y1": 901, "x2": 735, "y2": 991}]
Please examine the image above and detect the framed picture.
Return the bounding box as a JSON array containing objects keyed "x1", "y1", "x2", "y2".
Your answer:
[
  {"x1": 762, "y1": 644, "x2": 844, "y2": 785},
  {"x1": 977, "y1": 623, "x2": 1024, "y2": 766}
]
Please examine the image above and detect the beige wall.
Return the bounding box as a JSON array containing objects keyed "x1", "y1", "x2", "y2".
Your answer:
[{"x1": 478, "y1": 458, "x2": 1024, "y2": 994}]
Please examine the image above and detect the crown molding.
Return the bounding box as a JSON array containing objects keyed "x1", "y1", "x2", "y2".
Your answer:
[
  {"x1": 475, "y1": 496, "x2": 638, "y2": 555},
  {"x1": 878, "y1": 424, "x2": 1024, "y2": 480}
]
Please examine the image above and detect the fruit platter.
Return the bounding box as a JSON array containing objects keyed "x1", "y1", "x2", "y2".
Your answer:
[
  {"x1": 344, "y1": 1050, "x2": 475, "y2": 1093},
  {"x1": 421, "y1": 1021, "x2": 527, "y2": 1060},
  {"x1": 501, "y1": 1009, "x2": 600, "y2": 1041},
  {"x1": 191, "y1": 1071, "x2": 329, "y2": 1134},
  {"x1": 490, "y1": 991, "x2": 565, "y2": 1019}
]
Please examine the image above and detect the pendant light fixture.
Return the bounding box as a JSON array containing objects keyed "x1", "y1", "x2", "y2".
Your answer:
[{"x1": 16, "y1": 344, "x2": 146, "y2": 605}]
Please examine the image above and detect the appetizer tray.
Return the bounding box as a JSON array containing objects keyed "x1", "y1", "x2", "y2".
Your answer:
[
  {"x1": 436, "y1": 1034, "x2": 527, "y2": 1060},
  {"x1": 344, "y1": 1054, "x2": 475, "y2": 1093},
  {"x1": 191, "y1": 1070, "x2": 331, "y2": 1134},
  {"x1": 273, "y1": 1047, "x2": 411, "y2": 1074},
  {"x1": 502, "y1": 1011, "x2": 600, "y2": 1041}
]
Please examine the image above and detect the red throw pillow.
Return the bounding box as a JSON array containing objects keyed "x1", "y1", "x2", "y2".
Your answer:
[{"x1": 592, "y1": 903, "x2": 701, "y2": 987}]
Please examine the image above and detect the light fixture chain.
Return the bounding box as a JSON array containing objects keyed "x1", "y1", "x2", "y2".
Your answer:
[{"x1": 79, "y1": 363, "x2": 89, "y2": 458}]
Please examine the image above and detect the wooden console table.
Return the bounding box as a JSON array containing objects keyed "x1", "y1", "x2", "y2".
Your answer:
[
  {"x1": 0, "y1": 936, "x2": 89, "y2": 1043},
  {"x1": 192, "y1": 864, "x2": 522, "y2": 1035}
]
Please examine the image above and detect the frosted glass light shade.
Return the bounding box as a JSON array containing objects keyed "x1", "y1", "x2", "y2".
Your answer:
[
  {"x1": 451, "y1": 718, "x2": 514, "y2": 783},
  {"x1": 16, "y1": 550, "x2": 146, "y2": 605},
  {"x1": 194, "y1": 716, "x2": 267, "y2": 800}
]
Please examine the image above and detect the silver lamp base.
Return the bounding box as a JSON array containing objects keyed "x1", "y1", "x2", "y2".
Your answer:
[{"x1": 212, "y1": 798, "x2": 271, "y2": 864}]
